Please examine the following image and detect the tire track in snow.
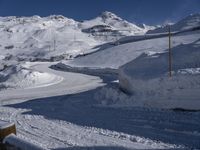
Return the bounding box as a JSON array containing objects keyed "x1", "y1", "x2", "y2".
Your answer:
[{"x1": 3, "y1": 106, "x2": 175, "y2": 149}]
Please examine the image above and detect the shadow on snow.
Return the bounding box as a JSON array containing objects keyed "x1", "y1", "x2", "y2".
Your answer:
[{"x1": 6, "y1": 83, "x2": 200, "y2": 149}]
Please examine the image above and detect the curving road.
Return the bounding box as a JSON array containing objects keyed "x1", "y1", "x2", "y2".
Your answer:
[
  {"x1": 0, "y1": 62, "x2": 174, "y2": 149},
  {"x1": 0, "y1": 62, "x2": 104, "y2": 105},
  {"x1": 1, "y1": 62, "x2": 199, "y2": 149}
]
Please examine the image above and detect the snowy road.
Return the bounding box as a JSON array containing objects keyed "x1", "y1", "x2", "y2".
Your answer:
[
  {"x1": 0, "y1": 62, "x2": 199, "y2": 149},
  {"x1": 0, "y1": 62, "x2": 104, "y2": 105},
  {"x1": 0, "y1": 62, "x2": 174, "y2": 149}
]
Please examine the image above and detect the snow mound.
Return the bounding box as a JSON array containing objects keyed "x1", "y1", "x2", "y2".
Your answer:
[
  {"x1": 117, "y1": 40, "x2": 200, "y2": 110},
  {"x1": 0, "y1": 65, "x2": 63, "y2": 89}
]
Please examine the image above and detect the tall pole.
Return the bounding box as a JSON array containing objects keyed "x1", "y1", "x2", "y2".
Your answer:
[
  {"x1": 168, "y1": 25, "x2": 172, "y2": 77},
  {"x1": 53, "y1": 36, "x2": 56, "y2": 51}
]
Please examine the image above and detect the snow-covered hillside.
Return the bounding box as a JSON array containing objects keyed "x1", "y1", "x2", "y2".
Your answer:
[
  {"x1": 0, "y1": 15, "x2": 98, "y2": 61},
  {"x1": 147, "y1": 13, "x2": 200, "y2": 34},
  {"x1": 62, "y1": 31, "x2": 200, "y2": 69},
  {"x1": 0, "y1": 12, "x2": 148, "y2": 62}
]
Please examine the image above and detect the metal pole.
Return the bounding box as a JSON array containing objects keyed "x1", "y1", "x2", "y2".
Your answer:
[{"x1": 168, "y1": 25, "x2": 172, "y2": 77}]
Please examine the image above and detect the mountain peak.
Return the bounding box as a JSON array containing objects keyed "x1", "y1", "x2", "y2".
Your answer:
[{"x1": 100, "y1": 11, "x2": 121, "y2": 20}]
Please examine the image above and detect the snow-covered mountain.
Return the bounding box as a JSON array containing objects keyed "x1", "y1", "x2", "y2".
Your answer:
[
  {"x1": 147, "y1": 13, "x2": 200, "y2": 34},
  {"x1": 0, "y1": 15, "x2": 97, "y2": 61},
  {"x1": 0, "y1": 12, "x2": 149, "y2": 61},
  {"x1": 80, "y1": 11, "x2": 145, "y2": 35}
]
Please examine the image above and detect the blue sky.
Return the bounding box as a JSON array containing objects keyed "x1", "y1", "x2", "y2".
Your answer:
[{"x1": 0, "y1": 0, "x2": 199, "y2": 25}]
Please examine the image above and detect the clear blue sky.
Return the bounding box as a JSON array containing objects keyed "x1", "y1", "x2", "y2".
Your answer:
[{"x1": 0, "y1": 0, "x2": 199, "y2": 25}]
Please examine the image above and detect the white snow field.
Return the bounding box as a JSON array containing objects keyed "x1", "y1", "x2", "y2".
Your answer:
[
  {"x1": 0, "y1": 12, "x2": 200, "y2": 149},
  {"x1": 62, "y1": 30, "x2": 200, "y2": 69}
]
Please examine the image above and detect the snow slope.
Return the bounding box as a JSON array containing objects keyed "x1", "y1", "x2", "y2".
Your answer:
[
  {"x1": 62, "y1": 31, "x2": 200, "y2": 69},
  {"x1": 81, "y1": 11, "x2": 145, "y2": 36},
  {"x1": 0, "y1": 15, "x2": 98, "y2": 61},
  {"x1": 118, "y1": 40, "x2": 200, "y2": 110},
  {"x1": 147, "y1": 13, "x2": 200, "y2": 34}
]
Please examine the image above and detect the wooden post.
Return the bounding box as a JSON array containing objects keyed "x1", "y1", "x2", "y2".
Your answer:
[
  {"x1": 0, "y1": 122, "x2": 16, "y2": 142},
  {"x1": 53, "y1": 38, "x2": 56, "y2": 51},
  {"x1": 168, "y1": 25, "x2": 172, "y2": 77}
]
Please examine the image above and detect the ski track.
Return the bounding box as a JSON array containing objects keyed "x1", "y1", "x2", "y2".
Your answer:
[{"x1": 0, "y1": 62, "x2": 199, "y2": 149}]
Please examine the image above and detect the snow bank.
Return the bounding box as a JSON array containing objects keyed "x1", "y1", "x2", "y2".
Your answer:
[
  {"x1": 52, "y1": 62, "x2": 118, "y2": 75},
  {"x1": 116, "y1": 40, "x2": 200, "y2": 110},
  {"x1": 3, "y1": 134, "x2": 45, "y2": 150},
  {"x1": 0, "y1": 64, "x2": 63, "y2": 89}
]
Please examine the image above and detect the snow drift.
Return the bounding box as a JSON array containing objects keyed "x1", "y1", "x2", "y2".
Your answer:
[{"x1": 118, "y1": 40, "x2": 200, "y2": 110}]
